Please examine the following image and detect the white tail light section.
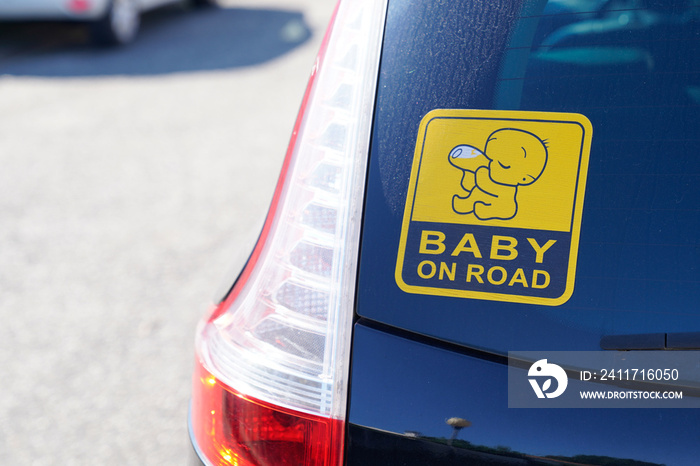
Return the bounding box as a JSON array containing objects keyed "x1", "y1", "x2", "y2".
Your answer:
[{"x1": 191, "y1": 0, "x2": 387, "y2": 464}]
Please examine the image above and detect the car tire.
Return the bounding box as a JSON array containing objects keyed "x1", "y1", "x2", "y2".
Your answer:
[
  {"x1": 89, "y1": 0, "x2": 140, "y2": 46},
  {"x1": 187, "y1": 0, "x2": 218, "y2": 7}
]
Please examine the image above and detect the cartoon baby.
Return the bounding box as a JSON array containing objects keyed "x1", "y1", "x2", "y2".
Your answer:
[{"x1": 448, "y1": 128, "x2": 548, "y2": 221}]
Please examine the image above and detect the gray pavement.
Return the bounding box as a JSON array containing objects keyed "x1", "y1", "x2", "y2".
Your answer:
[{"x1": 0, "y1": 0, "x2": 335, "y2": 463}]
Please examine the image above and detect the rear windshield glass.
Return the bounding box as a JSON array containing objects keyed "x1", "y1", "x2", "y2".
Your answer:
[{"x1": 357, "y1": 0, "x2": 700, "y2": 352}]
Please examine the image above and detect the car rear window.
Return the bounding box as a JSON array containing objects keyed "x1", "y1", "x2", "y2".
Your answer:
[{"x1": 357, "y1": 0, "x2": 700, "y2": 352}]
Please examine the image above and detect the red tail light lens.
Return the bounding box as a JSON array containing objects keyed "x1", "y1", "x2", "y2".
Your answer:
[
  {"x1": 190, "y1": 0, "x2": 387, "y2": 464},
  {"x1": 192, "y1": 364, "x2": 344, "y2": 466},
  {"x1": 67, "y1": 0, "x2": 90, "y2": 12}
]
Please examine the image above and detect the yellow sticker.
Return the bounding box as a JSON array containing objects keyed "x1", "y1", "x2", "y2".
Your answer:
[{"x1": 395, "y1": 109, "x2": 592, "y2": 306}]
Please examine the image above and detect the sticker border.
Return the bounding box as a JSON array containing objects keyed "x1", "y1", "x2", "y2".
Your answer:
[{"x1": 395, "y1": 109, "x2": 592, "y2": 306}]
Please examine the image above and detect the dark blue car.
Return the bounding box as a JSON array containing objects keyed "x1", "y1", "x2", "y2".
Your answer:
[{"x1": 189, "y1": 0, "x2": 700, "y2": 464}]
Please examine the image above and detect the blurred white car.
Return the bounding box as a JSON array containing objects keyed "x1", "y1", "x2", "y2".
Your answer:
[{"x1": 0, "y1": 0, "x2": 214, "y2": 45}]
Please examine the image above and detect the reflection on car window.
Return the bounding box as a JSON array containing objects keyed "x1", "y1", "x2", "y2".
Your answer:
[{"x1": 498, "y1": 0, "x2": 700, "y2": 336}]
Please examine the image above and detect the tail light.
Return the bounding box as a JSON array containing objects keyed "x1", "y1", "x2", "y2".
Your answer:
[
  {"x1": 189, "y1": 0, "x2": 387, "y2": 464},
  {"x1": 67, "y1": 0, "x2": 90, "y2": 12}
]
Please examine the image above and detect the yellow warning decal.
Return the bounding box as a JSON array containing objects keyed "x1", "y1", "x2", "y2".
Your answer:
[{"x1": 395, "y1": 109, "x2": 592, "y2": 306}]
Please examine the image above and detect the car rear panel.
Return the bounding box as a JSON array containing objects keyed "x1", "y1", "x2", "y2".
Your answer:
[{"x1": 346, "y1": 323, "x2": 699, "y2": 465}]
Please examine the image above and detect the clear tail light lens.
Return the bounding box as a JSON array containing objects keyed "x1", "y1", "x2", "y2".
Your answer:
[{"x1": 190, "y1": 0, "x2": 387, "y2": 464}]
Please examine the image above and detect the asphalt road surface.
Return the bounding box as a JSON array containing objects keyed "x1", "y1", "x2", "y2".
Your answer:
[{"x1": 0, "y1": 0, "x2": 335, "y2": 463}]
